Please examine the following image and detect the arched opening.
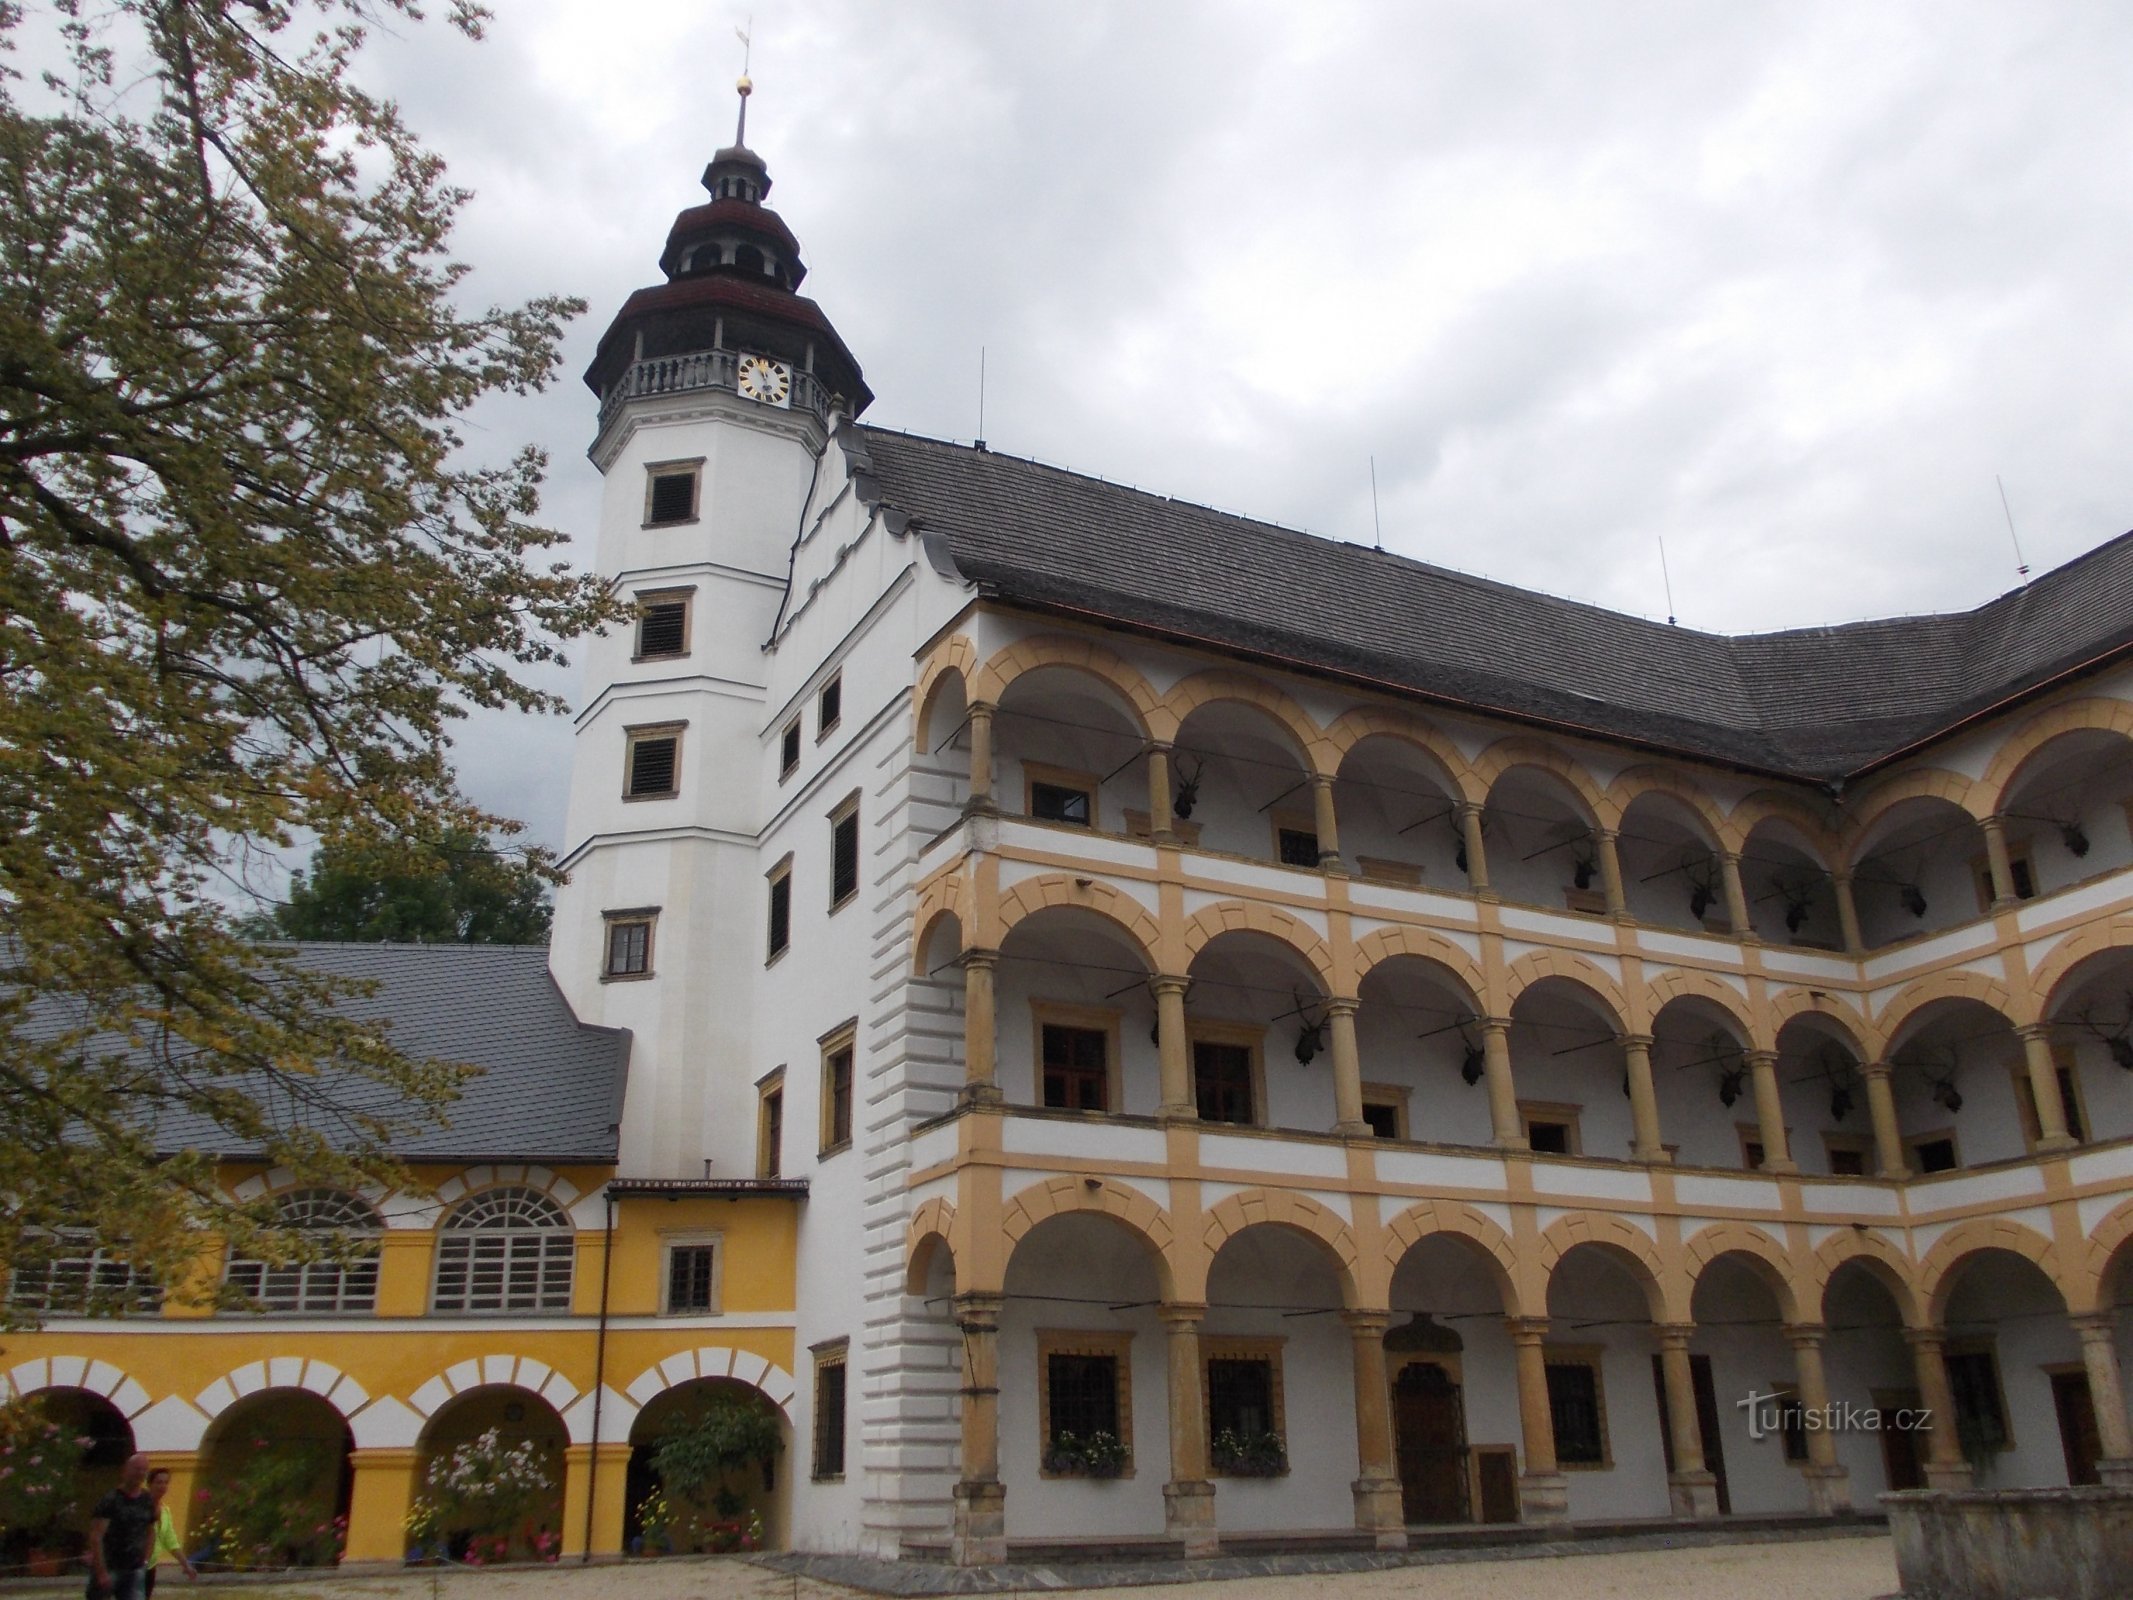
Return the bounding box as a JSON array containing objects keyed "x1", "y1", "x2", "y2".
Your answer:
[
  {"x1": 1886, "y1": 999, "x2": 2026, "y2": 1172},
  {"x1": 1688, "y1": 1253, "x2": 1798, "y2": 1514},
  {"x1": 1186, "y1": 929, "x2": 1330, "y2": 1133},
  {"x1": 430, "y1": 1187, "x2": 576, "y2": 1314},
  {"x1": 998, "y1": 904, "x2": 1157, "y2": 1117},
  {"x1": 1507, "y1": 977, "x2": 1629, "y2": 1160},
  {"x1": 1387, "y1": 1232, "x2": 1521, "y2": 1524},
  {"x1": 1616, "y1": 790, "x2": 1724, "y2": 933},
  {"x1": 732, "y1": 243, "x2": 765, "y2": 277},
  {"x1": 1739, "y1": 816, "x2": 1838, "y2": 948},
  {"x1": 1481, "y1": 767, "x2": 1600, "y2": 915},
  {"x1": 623, "y1": 1377, "x2": 789, "y2": 1555},
  {"x1": 1934, "y1": 1248, "x2": 2087, "y2": 1487},
  {"x1": 1995, "y1": 726, "x2": 2133, "y2": 897},
  {"x1": 914, "y1": 666, "x2": 970, "y2": 826},
  {"x1": 1850, "y1": 797, "x2": 1991, "y2": 947},
  {"x1": 1774, "y1": 1013, "x2": 1874, "y2": 1176},
  {"x1": 411, "y1": 1387, "x2": 568, "y2": 1563},
  {"x1": 223, "y1": 1188, "x2": 382, "y2": 1314},
  {"x1": 995, "y1": 665, "x2": 1149, "y2": 839},
  {"x1": 1355, "y1": 954, "x2": 1488, "y2": 1147},
  {"x1": 198, "y1": 1389, "x2": 353, "y2": 1569},
  {"x1": 1171, "y1": 700, "x2": 1315, "y2": 866},
  {"x1": 1648, "y1": 995, "x2": 1753, "y2": 1170},
  {"x1": 999, "y1": 1209, "x2": 1170, "y2": 1538},
  {"x1": 1543, "y1": 1240, "x2": 1672, "y2": 1520},
  {"x1": 1819, "y1": 1259, "x2": 1926, "y2": 1498},
  {"x1": 0, "y1": 1389, "x2": 134, "y2": 1569},
  {"x1": 1331, "y1": 735, "x2": 1463, "y2": 889},
  {"x1": 2040, "y1": 945, "x2": 2133, "y2": 1145},
  {"x1": 1203, "y1": 1224, "x2": 1356, "y2": 1531}
]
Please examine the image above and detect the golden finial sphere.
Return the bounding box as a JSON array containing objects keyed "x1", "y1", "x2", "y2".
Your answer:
[{"x1": 737, "y1": 74, "x2": 753, "y2": 96}]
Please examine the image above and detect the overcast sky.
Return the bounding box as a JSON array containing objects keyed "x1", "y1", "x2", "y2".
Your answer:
[{"x1": 354, "y1": 1, "x2": 2133, "y2": 854}]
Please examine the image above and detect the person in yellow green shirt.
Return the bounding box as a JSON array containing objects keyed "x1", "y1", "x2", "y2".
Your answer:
[{"x1": 143, "y1": 1469, "x2": 196, "y2": 1595}]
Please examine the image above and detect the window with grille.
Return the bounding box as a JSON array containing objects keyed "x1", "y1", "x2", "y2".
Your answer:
[
  {"x1": 664, "y1": 1243, "x2": 717, "y2": 1314},
  {"x1": 431, "y1": 1187, "x2": 575, "y2": 1314},
  {"x1": 830, "y1": 804, "x2": 859, "y2": 907},
  {"x1": 1192, "y1": 1040, "x2": 1255, "y2": 1125},
  {"x1": 1047, "y1": 1352, "x2": 1120, "y2": 1443},
  {"x1": 1041, "y1": 1023, "x2": 1108, "y2": 1112},
  {"x1": 1031, "y1": 781, "x2": 1093, "y2": 826},
  {"x1": 813, "y1": 1345, "x2": 848, "y2": 1479},
  {"x1": 1277, "y1": 827, "x2": 1320, "y2": 868},
  {"x1": 780, "y1": 721, "x2": 802, "y2": 777},
  {"x1": 6, "y1": 1231, "x2": 161, "y2": 1317},
  {"x1": 818, "y1": 674, "x2": 842, "y2": 735},
  {"x1": 224, "y1": 1189, "x2": 382, "y2": 1314},
  {"x1": 1207, "y1": 1357, "x2": 1276, "y2": 1440},
  {"x1": 625, "y1": 728, "x2": 680, "y2": 798},
  {"x1": 635, "y1": 599, "x2": 689, "y2": 659},
  {"x1": 1545, "y1": 1358, "x2": 1606, "y2": 1465},
  {"x1": 821, "y1": 1040, "x2": 854, "y2": 1152},
  {"x1": 767, "y1": 868, "x2": 791, "y2": 959},
  {"x1": 606, "y1": 915, "x2": 652, "y2": 977},
  {"x1": 644, "y1": 465, "x2": 699, "y2": 526}
]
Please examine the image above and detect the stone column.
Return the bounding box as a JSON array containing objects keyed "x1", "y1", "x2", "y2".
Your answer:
[
  {"x1": 1327, "y1": 997, "x2": 1368, "y2": 1136},
  {"x1": 961, "y1": 948, "x2": 1002, "y2": 1106},
  {"x1": 1506, "y1": 1317, "x2": 1569, "y2": 1523},
  {"x1": 1982, "y1": 814, "x2": 2019, "y2": 908},
  {"x1": 1784, "y1": 1323, "x2": 1851, "y2": 1513},
  {"x1": 1620, "y1": 1032, "x2": 1667, "y2": 1163},
  {"x1": 1654, "y1": 1324, "x2": 1721, "y2": 1518},
  {"x1": 2072, "y1": 1312, "x2": 2133, "y2": 1485},
  {"x1": 1482, "y1": 1016, "x2": 1524, "y2": 1149},
  {"x1": 1147, "y1": 742, "x2": 1175, "y2": 843},
  {"x1": 1459, "y1": 801, "x2": 1493, "y2": 896},
  {"x1": 1905, "y1": 1328, "x2": 1975, "y2": 1488},
  {"x1": 966, "y1": 700, "x2": 997, "y2": 814},
  {"x1": 1596, "y1": 828, "x2": 1629, "y2": 919},
  {"x1": 1160, "y1": 1303, "x2": 1219, "y2": 1556},
  {"x1": 1344, "y1": 1311, "x2": 1407, "y2": 1549},
  {"x1": 1154, "y1": 975, "x2": 1196, "y2": 1121},
  {"x1": 953, "y1": 1291, "x2": 1008, "y2": 1565},
  {"x1": 1312, "y1": 774, "x2": 1347, "y2": 874},
  {"x1": 1832, "y1": 870, "x2": 1865, "y2": 955},
  {"x1": 1719, "y1": 851, "x2": 1754, "y2": 940},
  {"x1": 1747, "y1": 1048, "x2": 1796, "y2": 1173},
  {"x1": 559, "y1": 1441, "x2": 632, "y2": 1559},
  {"x1": 2017, "y1": 1023, "x2": 2076, "y2": 1150},
  {"x1": 1863, "y1": 1062, "x2": 1908, "y2": 1179},
  {"x1": 343, "y1": 1447, "x2": 420, "y2": 1564}
]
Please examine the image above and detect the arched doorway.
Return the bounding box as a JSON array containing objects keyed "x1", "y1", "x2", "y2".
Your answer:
[
  {"x1": 1386, "y1": 1228, "x2": 1522, "y2": 1525},
  {"x1": 0, "y1": 1389, "x2": 133, "y2": 1570},
  {"x1": 623, "y1": 1378, "x2": 789, "y2": 1555},
  {"x1": 412, "y1": 1386, "x2": 567, "y2": 1563},
  {"x1": 198, "y1": 1389, "x2": 353, "y2": 1569}
]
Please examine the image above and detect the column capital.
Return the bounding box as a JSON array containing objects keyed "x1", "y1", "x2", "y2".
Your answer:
[
  {"x1": 1617, "y1": 1031, "x2": 1655, "y2": 1052},
  {"x1": 1457, "y1": 798, "x2": 1487, "y2": 819},
  {"x1": 1158, "y1": 1301, "x2": 1208, "y2": 1330},
  {"x1": 1325, "y1": 995, "x2": 1361, "y2": 1018},
  {"x1": 1652, "y1": 1321, "x2": 1696, "y2": 1351},
  {"x1": 953, "y1": 1290, "x2": 1005, "y2": 1329},
  {"x1": 957, "y1": 945, "x2": 1000, "y2": 970},
  {"x1": 1830, "y1": 866, "x2": 1854, "y2": 886},
  {"x1": 1146, "y1": 737, "x2": 1174, "y2": 753},
  {"x1": 1150, "y1": 972, "x2": 1192, "y2": 997},
  {"x1": 1504, "y1": 1315, "x2": 1552, "y2": 1345},
  {"x1": 2016, "y1": 1021, "x2": 2056, "y2": 1045},
  {"x1": 1745, "y1": 1047, "x2": 1779, "y2": 1068},
  {"x1": 1781, "y1": 1322, "x2": 1829, "y2": 1350},
  {"x1": 1861, "y1": 1059, "x2": 1895, "y2": 1082},
  {"x1": 1595, "y1": 825, "x2": 1619, "y2": 842},
  {"x1": 1310, "y1": 770, "x2": 1336, "y2": 790},
  {"x1": 1902, "y1": 1325, "x2": 1946, "y2": 1353},
  {"x1": 1481, "y1": 1014, "x2": 1514, "y2": 1037},
  {"x1": 2072, "y1": 1310, "x2": 2120, "y2": 1341},
  {"x1": 1716, "y1": 848, "x2": 1742, "y2": 865},
  {"x1": 1341, "y1": 1308, "x2": 1394, "y2": 1337},
  {"x1": 1981, "y1": 811, "x2": 2009, "y2": 835},
  {"x1": 967, "y1": 697, "x2": 998, "y2": 717}
]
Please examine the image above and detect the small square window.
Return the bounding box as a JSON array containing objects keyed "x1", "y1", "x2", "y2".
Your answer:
[
  {"x1": 625, "y1": 726, "x2": 682, "y2": 799},
  {"x1": 604, "y1": 914, "x2": 655, "y2": 979},
  {"x1": 1825, "y1": 1137, "x2": 1869, "y2": 1177},
  {"x1": 1528, "y1": 1121, "x2": 1571, "y2": 1155},
  {"x1": 664, "y1": 1242, "x2": 719, "y2": 1314},
  {"x1": 1042, "y1": 1022, "x2": 1109, "y2": 1112},
  {"x1": 1276, "y1": 827, "x2": 1321, "y2": 868},
  {"x1": 818, "y1": 674, "x2": 842, "y2": 737},
  {"x1": 767, "y1": 859, "x2": 792, "y2": 960},
  {"x1": 1520, "y1": 1101, "x2": 1582, "y2": 1156},
  {"x1": 1032, "y1": 782, "x2": 1093, "y2": 826},
  {"x1": 1361, "y1": 1084, "x2": 1408, "y2": 1140},
  {"x1": 1911, "y1": 1134, "x2": 1960, "y2": 1174},
  {"x1": 1192, "y1": 1037, "x2": 1257, "y2": 1126},
  {"x1": 821, "y1": 1026, "x2": 856, "y2": 1153},
  {"x1": 813, "y1": 1342, "x2": 849, "y2": 1480},
  {"x1": 635, "y1": 596, "x2": 690, "y2": 659},
  {"x1": 644, "y1": 463, "x2": 701, "y2": 527},
  {"x1": 780, "y1": 721, "x2": 802, "y2": 777},
  {"x1": 830, "y1": 802, "x2": 860, "y2": 908}
]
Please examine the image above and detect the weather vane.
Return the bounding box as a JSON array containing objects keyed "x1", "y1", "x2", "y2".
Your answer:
[{"x1": 733, "y1": 19, "x2": 754, "y2": 146}]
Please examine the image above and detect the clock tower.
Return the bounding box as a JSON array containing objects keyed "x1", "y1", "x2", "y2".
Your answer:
[{"x1": 552, "y1": 79, "x2": 871, "y2": 1179}]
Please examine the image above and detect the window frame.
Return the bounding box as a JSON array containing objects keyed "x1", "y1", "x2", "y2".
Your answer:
[
  {"x1": 661, "y1": 1234, "x2": 722, "y2": 1317},
  {"x1": 602, "y1": 908, "x2": 658, "y2": 982},
  {"x1": 1822, "y1": 1132, "x2": 1872, "y2": 1176},
  {"x1": 1023, "y1": 762, "x2": 1100, "y2": 830},
  {"x1": 1946, "y1": 1339, "x2": 2013, "y2": 1454},
  {"x1": 1031, "y1": 1003, "x2": 1121, "y2": 1114},
  {"x1": 623, "y1": 721, "x2": 685, "y2": 801},
  {"x1": 812, "y1": 1338, "x2": 850, "y2": 1481},
  {"x1": 817, "y1": 672, "x2": 843, "y2": 740},
  {"x1": 428, "y1": 1185, "x2": 577, "y2": 1316},
  {"x1": 1360, "y1": 1082, "x2": 1410, "y2": 1140},
  {"x1": 766, "y1": 856, "x2": 793, "y2": 963},
  {"x1": 1909, "y1": 1128, "x2": 1962, "y2": 1174},
  {"x1": 1543, "y1": 1344, "x2": 1612, "y2": 1469},
  {"x1": 1270, "y1": 810, "x2": 1321, "y2": 869},
  {"x1": 1519, "y1": 1100, "x2": 1584, "y2": 1157},
  {"x1": 756, "y1": 1068, "x2": 786, "y2": 1180},
  {"x1": 828, "y1": 795, "x2": 861, "y2": 911},
  {"x1": 779, "y1": 719, "x2": 802, "y2": 780},
  {"x1": 1187, "y1": 1021, "x2": 1265, "y2": 1128},
  {"x1": 642, "y1": 458, "x2": 704, "y2": 528},
  {"x1": 1737, "y1": 1122, "x2": 1768, "y2": 1171},
  {"x1": 1202, "y1": 1335, "x2": 1287, "y2": 1477},
  {"x1": 819, "y1": 1022, "x2": 857, "y2": 1155},
  {"x1": 1036, "y1": 1328, "x2": 1135, "y2": 1478},
  {"x1": 222, "y1": 1188, "x2": 383, "y2": 1316},
  {"x1": 6, "y1": 1230, "x2": 163, "y2": 1318},
  {"x1": 631, "y1": 587, "x2": 695, "y2": 661}
]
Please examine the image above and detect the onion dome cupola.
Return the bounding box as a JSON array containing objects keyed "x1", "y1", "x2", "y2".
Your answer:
[{"x1": 584, "y1": 76, "x2": 871, "y2": 432}]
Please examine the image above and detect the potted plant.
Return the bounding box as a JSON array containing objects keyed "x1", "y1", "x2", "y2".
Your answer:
[
  {"x1": 1044, "y1": 1429, "x2": 1128, "y2": 1478},
  {"x1": 1209, "y1": 1427, "x2": 1288, "y2": 1477},
  {"x1": 0, "y1": 1400, "x2": 91, "y2": 1574},
  {"x1": 405, "y1": 1426, "x2": 558, "y2": 1565}
]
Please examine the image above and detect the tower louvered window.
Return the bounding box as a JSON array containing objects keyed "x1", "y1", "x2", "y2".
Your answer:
[
  {"x1": 224, "y1": 1189, "x2": 382, "y2": 1314},
  {"x1": 431, "y1": 1187, "x2": 576, "y2": 1313}
]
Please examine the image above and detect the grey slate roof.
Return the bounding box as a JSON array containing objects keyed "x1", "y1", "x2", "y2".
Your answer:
[
  {"x1": 145, "y1": 943, "x2": 629, "y2": 1163},
  {"x1": 853, "y1": 426, "x2": 2133, "y2": 783}
]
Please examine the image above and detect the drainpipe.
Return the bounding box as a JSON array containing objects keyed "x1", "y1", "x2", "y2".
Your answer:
[{"x1": 583, "y1": 1187, "x2": 616, "y2": 1563}]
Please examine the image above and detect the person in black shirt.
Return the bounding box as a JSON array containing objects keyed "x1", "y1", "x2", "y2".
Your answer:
[{"x1": 88, "y1": 1454, "x2": 156, "y2": 1600}]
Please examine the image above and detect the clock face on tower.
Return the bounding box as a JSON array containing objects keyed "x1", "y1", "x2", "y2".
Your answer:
[{"x1": 736, "y1": 353, "x2": 792, "y2": 407}]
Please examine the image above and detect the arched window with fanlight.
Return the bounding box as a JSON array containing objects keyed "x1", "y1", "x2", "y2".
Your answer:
[
  {"x1": 223, "y1": 1188, "x2": 382, "y2": 1314},
  {"x1": 430, "y1": 1187, "x2": 576, "y2": 1314}
]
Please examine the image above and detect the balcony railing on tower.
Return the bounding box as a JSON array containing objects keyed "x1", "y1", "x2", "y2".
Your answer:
[{"x1": 598, "y1": 350, "x2": 834, "y2": 432}]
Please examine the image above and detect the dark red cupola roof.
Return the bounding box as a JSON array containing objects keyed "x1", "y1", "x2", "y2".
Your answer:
[{"x1": 584, "y1": 83, "x2": 870, "y2": 419}]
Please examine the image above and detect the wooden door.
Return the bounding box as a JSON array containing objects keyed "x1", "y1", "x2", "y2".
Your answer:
[
  {"x1": 1651, "y1": 1353, "x2": 1731, "y2": 1514},
  {"x1": 1874, "y1": 1392, "x2": 1925, "y2": 1491},
  {"x1": 2053, "y1": 1369, "x2": 2102, "y2": 1486},
  {"x1": 1393, "y1": 1361, "x2": 1471, "y2": 1524}
]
